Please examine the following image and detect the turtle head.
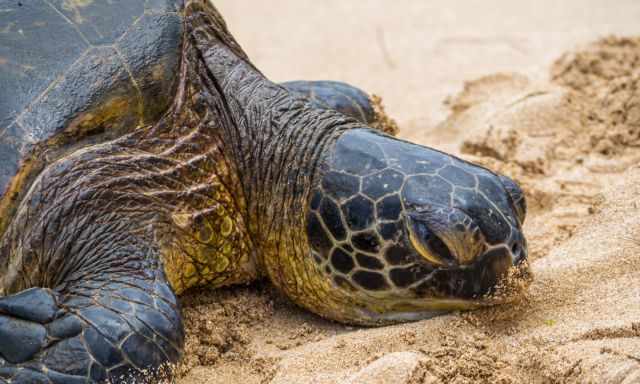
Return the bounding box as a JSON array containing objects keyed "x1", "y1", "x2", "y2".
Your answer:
[{"x1": 302, "y1": 129, "x2": 530, "y2": 325}]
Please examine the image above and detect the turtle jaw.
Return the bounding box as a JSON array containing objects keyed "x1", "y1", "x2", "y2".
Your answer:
[
  {"x1": 345, "y1": 246, "x2": 532, "y2": 326},
  {"x1": 421, "y1": 244, "x2": 531, "y2": 303}
]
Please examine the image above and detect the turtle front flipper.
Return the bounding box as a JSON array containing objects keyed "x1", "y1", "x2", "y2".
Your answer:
[
  {"x1": 0, "y1": 270, "x2": 182, "y2": 383},
  {"x1": 281, "y1": 81, "x2": 399, "y2": 135},
  {"x1": 0, "y1": 153, "x2": 185, "y2": 383}
]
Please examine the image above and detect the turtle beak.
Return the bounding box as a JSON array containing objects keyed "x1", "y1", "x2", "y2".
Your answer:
[
  {"x1": 419, "y1": 243, "x2": 531, "y2": 303},
  {"x1": 472, "y1": 245, "x2": 532, "y2": 302}
]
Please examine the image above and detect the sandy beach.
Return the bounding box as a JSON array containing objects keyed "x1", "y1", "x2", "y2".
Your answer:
[{"x1": 177, "y1": 2, "x2": 640, "y2": 383}]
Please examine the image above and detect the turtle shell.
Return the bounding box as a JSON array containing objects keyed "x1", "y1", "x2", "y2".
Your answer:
[{"x1": 0, "y1": 0, "x2": 184, "y2": 233}]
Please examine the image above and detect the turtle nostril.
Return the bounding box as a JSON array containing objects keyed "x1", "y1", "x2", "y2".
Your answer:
[{"x1": 511, "y1": 242, "x2": 527, "y2": 264}]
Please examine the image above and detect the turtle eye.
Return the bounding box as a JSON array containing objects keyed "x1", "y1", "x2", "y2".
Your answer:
[
  {"x1": 406, "y1": 214, "x2": 455, "y2": 267},
  {"x1": 499, "y1": 175, "x2": 526, "y2": 225}
]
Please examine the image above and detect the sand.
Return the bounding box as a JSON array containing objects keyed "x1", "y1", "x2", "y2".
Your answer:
[{"x1": 177, "y1": 2, "x2": 640, "y2": 383}]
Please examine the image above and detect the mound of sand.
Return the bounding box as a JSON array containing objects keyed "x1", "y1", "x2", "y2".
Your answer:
[{"x1": 175, "y1": 36, "x2": 640, "y2": 384}]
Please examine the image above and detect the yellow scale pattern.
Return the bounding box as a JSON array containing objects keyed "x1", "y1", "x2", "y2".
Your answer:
[{"x1": 163, "y1": 177, "x2": 255, "y2": 294}]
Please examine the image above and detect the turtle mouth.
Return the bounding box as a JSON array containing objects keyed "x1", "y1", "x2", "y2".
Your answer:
[
  {"x1": 418, "y1": 245, "x2": 531, "y2": 301},
  {"x1": 350, "y1": 247, "x2": 532, "y2": 325}
]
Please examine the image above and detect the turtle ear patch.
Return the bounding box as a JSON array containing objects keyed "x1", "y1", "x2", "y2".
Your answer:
[{"x1": 499, "y1": 175, "x2": 527, "y2": 225}]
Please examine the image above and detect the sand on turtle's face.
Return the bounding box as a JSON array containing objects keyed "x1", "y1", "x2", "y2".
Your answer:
[{"x1": 177, "y1": 2, "x2": 640, "y2": 383}]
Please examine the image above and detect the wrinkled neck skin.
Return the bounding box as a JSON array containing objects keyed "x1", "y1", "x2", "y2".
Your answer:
[
  {"x1": 182, "y1": 1, "x2": 362, "y2": 307},
  {"x1": 191, "y1": 31, "x2": 347, "y2": 246}
]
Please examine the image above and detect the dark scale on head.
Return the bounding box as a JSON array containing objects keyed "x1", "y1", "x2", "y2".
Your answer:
[
  {"x1": 342, "y1": 195, "x2": 375, "y2": 231},
  {"x1": 331, "y1": 248, "x2": 355, "y2": 274},
  {"x1": 477, "y1": 174, "x2": 515, "y2": 217},
  {"x1": 390, "y1": 265, "x2": 432, "y2": 289},
  {"x1": 377, "y1": 137, "x2": 446, "y2": 174},
  {"x1": 452, "y1": 188, "x2": 511, "y2": 245},
  {"x1": 356, "y1": 253, "x2": 385, "y2": 270},
  {"x1": 352, "y1": 231, "x2": 381, "y2": 253},
  {"x1": 353, "y1": 270, "x2": 389, "y2": 291},
  {"x1": 376, "y1": 194, "x2": 402, "y2": 221},
  {"x1": 306, "y1": 212, "x2": 333, "y2": 255},
  {"x1": 362, "y1": 169, "x2": 405, "y2": 200},
  {"x1": 385, "y1": 245, "x2": 413, "y2": 265},
  {"x1": 402, "y1": 175, "x2": 453, "y2": 207},
  {"x1": 321, "y1": 171, "x2": 360, "y2": 200},
  {"x1": 438, "y1": 164, "x2": 477, "y2": 189},
  {"x1": 378, "y1": 221, "x2": 401, "y2": 241},
  {"x1": 390, "y1": 267, "x2": 414, "y2": 288},
  {"x1": 332, "y1": 132, "x2": 387, "y2": 176},
  {"x1": 319, "y1": 197, "x2": 347, "y2": 241}
]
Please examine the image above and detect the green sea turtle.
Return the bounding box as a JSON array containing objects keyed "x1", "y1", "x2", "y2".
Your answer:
[{"x1": 0, "y1": 0, "x2": 528, "y2": 382}]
